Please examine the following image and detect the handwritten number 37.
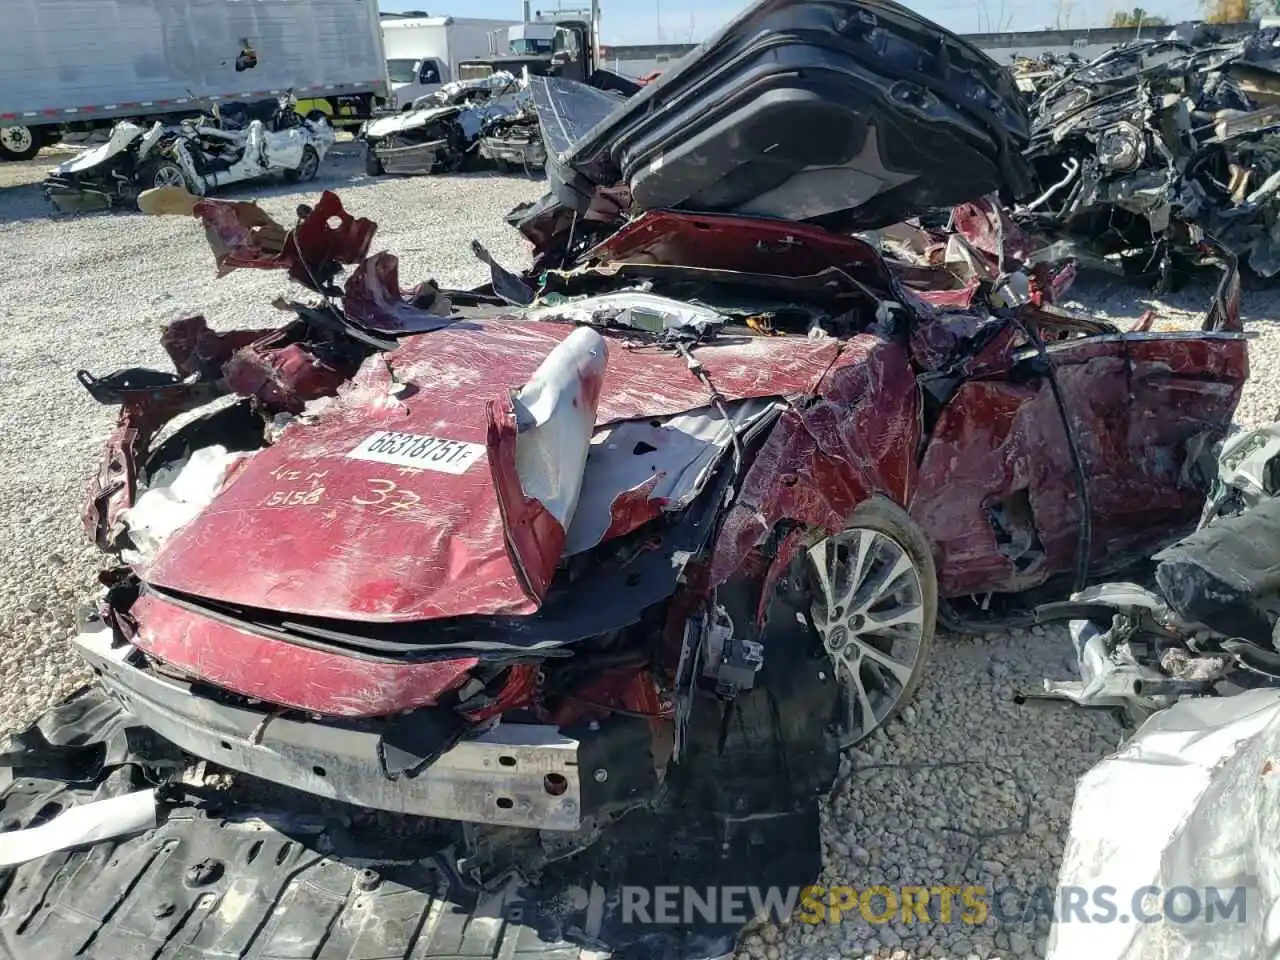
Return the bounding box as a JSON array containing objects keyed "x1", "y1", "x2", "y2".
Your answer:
[{"x1": 352, "y1": 479, "x2": 421, "y2": 515}]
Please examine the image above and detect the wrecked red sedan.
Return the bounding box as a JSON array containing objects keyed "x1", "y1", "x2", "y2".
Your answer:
[{"x1": 0, "y1": 2, "x2": 1251, "y2": 958}]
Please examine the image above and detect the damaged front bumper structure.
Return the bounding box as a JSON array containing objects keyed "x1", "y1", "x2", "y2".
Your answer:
[{"x1": 0, "y1": 1, "x2": 1258, "y2": 957}]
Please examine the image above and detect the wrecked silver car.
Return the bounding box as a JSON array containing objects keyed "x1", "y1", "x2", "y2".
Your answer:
[
  {"x1": 43, "y1": 95, "x2": 334, "y2": 213},
  {"x1": 360, "y1": 72, "x2": 549, "y2": 175}
]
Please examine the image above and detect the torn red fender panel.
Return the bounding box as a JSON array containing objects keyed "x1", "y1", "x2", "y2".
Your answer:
[
  {"x1": 222, "y1": 342, "x2": 350, "y2": 415},
  {"x1": 706, "y1": 336, "x2": 921, "y2": 586},
  {"x1": 344, "y1": 252, "x2": 455, "y2": 334},
  {"x1": 161, "y1": 316, "x2": 277, "y2": 379},
  {"x1": 130, "y1": 592, "x2": 477, "y2": 717},
  {"x1": 82, "y1": 382, "x2": 225, "y2": 549},
  {"x1": 582, "y1": 210, "x2": 895, "y2": 288},
  {"x1": 192, "y1": 191, "x2": 377, "y2": 289},
  {"x1": 950, "y1": 197, "x2": 1042, "y2": 266},
  {"x1": 485, "y1": 394, "x2": 566, "y2": 604}
]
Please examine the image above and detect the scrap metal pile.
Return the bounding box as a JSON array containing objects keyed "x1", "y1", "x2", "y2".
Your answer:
[
  {"x1": 0, "y1": 2, "x2": 1261, "y2": 958},
  {"x1": 360, "y1": 72, "x2": 552, "y2": 176},
  {"x1": 1012, "y1": 26, "x2": 1280, "y2": 281}
]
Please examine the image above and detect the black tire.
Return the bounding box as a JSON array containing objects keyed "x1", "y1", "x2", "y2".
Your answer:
[
  {"x1": 806, "y1": 495, "x2": 938, "y2": 746},
  {"x1": 283, "y1": 144, "x2": 319, "y2": 184},
  {"x1": 135, "y1": 158, "x2": 188, "y2": 201},
  {"x1": 365, "y1": 144, "x2": 384, "y2": 176},
  {"x1": 0, "y1": 124, "x2": 41, "y2": 161}
]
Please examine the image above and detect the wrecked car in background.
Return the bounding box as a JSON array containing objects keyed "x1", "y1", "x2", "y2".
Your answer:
[
  {"x1": 1014, "y1": 27, "x2": 1280, "y2": 283},
  {"x1": 43, "y1": 94, "x2": 334, "y2": 214},
  {"x1": 1030, "y1": 421, "x2": 1280, "y2": 960},
  {"x1": 0, "y1": 1, "x2": 1253, "y2": 957},
  {"x1": 360, "y1": 72, "x2": 552, "y2": 176},
  {"x1": 1033, "y1": 418, "x2": 1280, "y2": 724}
]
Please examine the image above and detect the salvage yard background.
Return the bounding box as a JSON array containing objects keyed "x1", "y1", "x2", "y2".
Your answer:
[{"x1": 3, "y1": 143, "x2": 1279, "y2": 960}]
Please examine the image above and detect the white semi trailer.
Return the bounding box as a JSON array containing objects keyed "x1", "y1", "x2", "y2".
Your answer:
[{"x1": 0, "y1": 0, "x2": 389, "y2": 161}]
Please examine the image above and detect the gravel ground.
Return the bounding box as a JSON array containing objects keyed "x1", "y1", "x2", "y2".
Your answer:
[{"x1": 3, "y1": 143, "x2": 1279, "y2": 960}]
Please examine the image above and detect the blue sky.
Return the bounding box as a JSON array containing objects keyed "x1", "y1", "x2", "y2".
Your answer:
[{"x1": 379, "y1": 0, "x2": 1207, "y2": 43}]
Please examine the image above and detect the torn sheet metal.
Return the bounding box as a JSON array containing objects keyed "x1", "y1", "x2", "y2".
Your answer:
[
  {"x1": 565, "y1": 397, "x2": 780, "y2": 555},
  {"x1": 138, "y1": 318, "x2": 843, "y2": 624},
  {"x1": 524, "y1": 290, "x2": 728, "y2": 337},
  {"x1": 1048, "y1": 689, "x2": 1280, "y2": 960},
  {"x1": 193, "y1": 191, "x2": 377, "y2": 290},
  {"x1": 343, "y1": 252, "x2": 457, "y2": 334},
  {"x1": 0, "y1": 788, "x2": 158, "y2": 868},
  {"x1": 507, "y1": 326, "x2": 609, "y2": 587}
]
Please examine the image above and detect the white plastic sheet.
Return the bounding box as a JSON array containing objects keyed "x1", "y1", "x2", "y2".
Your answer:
[
  {"x1": 0, "y1": 788, "x2": 158, "y2": 867},
  {"x1": 1048, "y1": 688, "x2": 1280, "y2": 959}
]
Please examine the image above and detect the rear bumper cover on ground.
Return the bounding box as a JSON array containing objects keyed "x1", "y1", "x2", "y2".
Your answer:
[{"x1": 75, "y1": 622, "x2": 584, "y2": 830}]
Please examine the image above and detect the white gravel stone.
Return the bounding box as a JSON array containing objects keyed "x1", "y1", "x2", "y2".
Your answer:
[{"x1": 4, "y1": 145, "x2": 1280, "y2": 959}]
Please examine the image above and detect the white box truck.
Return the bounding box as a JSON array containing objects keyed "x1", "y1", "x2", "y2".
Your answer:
[
  {"x1": 0, "y1": 0, "x2": 389, "y2": 161},
  {"x1": 381, "y1": 15, "x2": 520, "y2": 110}
]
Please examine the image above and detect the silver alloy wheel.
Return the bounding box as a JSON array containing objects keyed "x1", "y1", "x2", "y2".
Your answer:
[
  {"x1": 808, "y1": 526, "x2": 929, "y2": 747},
  {"x1": 0, "y1": 126, "x2": 34, "y2": 153},
  {"x1": 152, "y1": 164, "x2": 185, "y2": 188}
]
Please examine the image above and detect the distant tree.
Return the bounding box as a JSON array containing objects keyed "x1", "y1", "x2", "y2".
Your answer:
[
  {"x1": 1200, "y1": 0, "x2": 1263, "y2": 20},
  {"x1": 1110, "y1": 7, "x2": 1168, "y2": 26}
]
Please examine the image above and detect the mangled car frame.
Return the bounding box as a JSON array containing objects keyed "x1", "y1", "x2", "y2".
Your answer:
[
  {"x1": 0, "y1": 1, "x2": 1253, "y2": 957},
  {"x1": 1021, "y1": 422, "x2": 1280, "y2": 960}
]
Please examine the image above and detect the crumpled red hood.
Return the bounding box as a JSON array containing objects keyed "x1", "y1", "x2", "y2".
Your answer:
[{"x1": 144, "y1": 318, "x2": 842, "y2": 623}]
